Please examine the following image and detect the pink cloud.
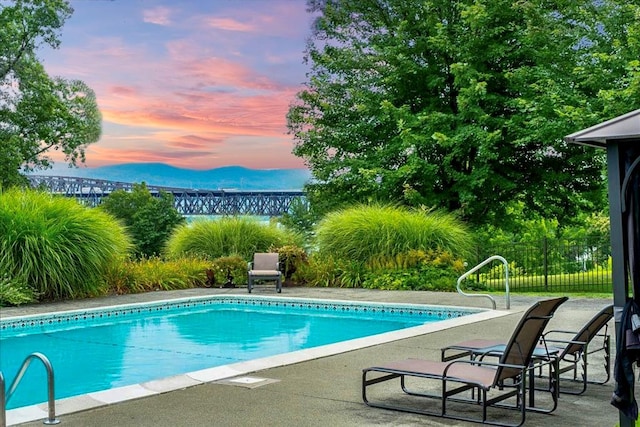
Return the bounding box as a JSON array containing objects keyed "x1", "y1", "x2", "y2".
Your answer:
[
  {"x1": 86, "y1": 147, "x2": 203, "y2": 165},
  {"x1": 143, "y1": 6, "x2": 174, "y2": 26},
  {"x1": 108, "y1": 85, "x2": 138, "y2": 97},
  {"x1": 204, "y1": 17, "x2": 255, "y2": 32},
  {"x1": 168, "y1": 135, "x2": 223, "y2": 150},
  {"x1": 40, "y1": 1, "x2": 311, "y2": 171},
  {"x1": 79, "y1": 135, "x2": 306, "y2": 170},
  {"x1": 195, "y1": 4, "x2": 310, "y2": 38}
]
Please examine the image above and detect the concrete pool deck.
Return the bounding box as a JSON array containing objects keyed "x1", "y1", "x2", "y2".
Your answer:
[{"x1": 2, "y1": 287, "x2": 619, "y2": 426}]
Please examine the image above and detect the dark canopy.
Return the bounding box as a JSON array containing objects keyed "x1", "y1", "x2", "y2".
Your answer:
[{"x1": 566, "y1": 109, "x2": 640, "y2": 427}]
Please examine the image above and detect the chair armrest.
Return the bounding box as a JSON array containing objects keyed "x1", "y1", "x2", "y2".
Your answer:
[
  {"x1": 443, "y1": 358, "x2": 528, "y2": 380},
  {"x1": 542, "y1": 338, "x2": 587, "y2": 346},
  {"x1": 542, "y1": 329, "x2": 577, "y2": 337}
]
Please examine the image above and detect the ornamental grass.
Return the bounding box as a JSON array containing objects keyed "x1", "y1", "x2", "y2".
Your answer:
[
  {"x1": 0, "y1": 188, "x2": 132, "y2": 300},
  {"x1": 314, "y1": 204, "x2": 473, "y2": 266},
  {"x1": 164, "y1": 216, "x2": 300, "y2": 261}
]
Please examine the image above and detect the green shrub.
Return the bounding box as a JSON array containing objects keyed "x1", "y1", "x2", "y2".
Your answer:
[
  {"x1": 165, "y1": 216, "x2": 300, "y2": 260},
  {"x1": 102, "y1": 258, "x2": 137, "y2": 294},
  {"x1": 102, "y1": 257, "x2": 210, "y2": 294},
  {"x1": 0, "y1": 188, "x2": 132, "y2": 300},
  {"x1": 279, "y1": 198, "x2": 319, "y2": 244},
  {"x1": 208, "y1": 255, "x2": 248, "y2": 286},
  {"x1": 0, "y1": 274, "x2": 36, "y2": 306},
  {"x1": 271, "y1": 244, "x2": 308, "y2": 284},
  {"x1": 314, "y1": 204, "x2": 472, "y2": 265},
  {"x1": 99, "y1": 182, "x2": 185, "y2": 258},
  {"x1": 303, "y1": 249, "x2": 469, "y2": 291},
  {"x1": 294, "y1": 254, "x2": 341, "y2": 287},
  {"x1": 361, "y1": 259, "x2": 480, "y2": 292},
  {"x1": 336, "y1": 260, "x2": 367, "y2": 288}
]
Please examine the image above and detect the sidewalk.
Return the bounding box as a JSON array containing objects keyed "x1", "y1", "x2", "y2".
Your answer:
[{"x1": 3, "y1": 288, "x2": 619, "y2": 426}]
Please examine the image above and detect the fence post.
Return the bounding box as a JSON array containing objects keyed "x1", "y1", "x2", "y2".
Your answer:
[
  {"x1": 543, "y1": 237, "x2": 549, "y2": 291},
  {"x1": 475, "y1": 246, "x2": 481, "y2": 285}
]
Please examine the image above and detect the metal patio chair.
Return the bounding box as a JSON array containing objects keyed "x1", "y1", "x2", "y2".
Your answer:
[
  {"x1": 247, "y1": 252, "x2": 282, "y2": 293},
  {"x1": 441, "y1": 304, "x2": 613, "y2": 395},
  {"x1": 539, "y1": 304, "x2": 613, "y2": 394},
  {"x1": 362, "y1": 297, "x2": 568, "y2": 427}
]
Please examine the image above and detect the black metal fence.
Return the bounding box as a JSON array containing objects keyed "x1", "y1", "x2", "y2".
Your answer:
[{"x1": 470, "y1": 236, "x2": 612, "y2": 293}]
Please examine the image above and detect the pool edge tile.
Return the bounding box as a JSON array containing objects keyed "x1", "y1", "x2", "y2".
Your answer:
[
  {"x1": 187, "y1": 365, "x2": 244, "y2": 382},
  {"x1": 5, "y1": 404, "x2": 49, "y2": 426},
  {"x1": 88, "y1": 384, "x2": 159, "y2": 404},
  {"x1": 50, "y1": 394, "x2": 107, "y2": 415},
  {"x1": 142, "y1": 374, "x2": 203, "y2": 393}
]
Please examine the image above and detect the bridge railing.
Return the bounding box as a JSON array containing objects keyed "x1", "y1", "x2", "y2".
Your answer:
[{"x1": 27, "y1": 175, "x2": 306, "y2": 216}]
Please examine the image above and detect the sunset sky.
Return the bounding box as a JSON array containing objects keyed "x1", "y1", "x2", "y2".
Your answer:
[{"x1": 40, "y1": 0, "x2": 313, "y2": 170}]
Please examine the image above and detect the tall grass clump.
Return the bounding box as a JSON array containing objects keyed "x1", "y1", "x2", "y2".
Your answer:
[
  {"x1": 102, "y1": 257, "x2": 211, "y2": 294},
  {"x1": 314, "y1": 204, "x2": 473, "y2": 264},
  {"x1": 0, "y1": 188, "x2": 132, "y2": 300},
  {"x1": 165, "y1": 216, "x2": 300, "y2": 260},
  {"x1": 306, "y1": 204, "x2": 472, "y2": 290}
]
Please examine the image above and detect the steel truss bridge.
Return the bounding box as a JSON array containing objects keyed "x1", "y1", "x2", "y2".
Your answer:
[{"x1": 28, "y1": 175, "x2": 306, "y2": 216}]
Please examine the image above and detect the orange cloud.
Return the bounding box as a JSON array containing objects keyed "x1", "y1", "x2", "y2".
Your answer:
[
  {"x1": 79, "y1": 134, "x2": 306, "y2": 170},
  {"x1": 41, "y1": 1, "x2": 311, "y2": 171},
  {"x1": 168, "y1": 135, "x2": 224, "y2": 150}
]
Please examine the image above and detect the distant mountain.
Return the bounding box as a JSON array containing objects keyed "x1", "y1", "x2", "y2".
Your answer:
[{"x1": 33, "y1": 163, "x2": 312, "y2": 191}]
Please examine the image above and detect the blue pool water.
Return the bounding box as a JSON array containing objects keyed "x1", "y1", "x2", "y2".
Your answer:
[{"x1": 0, "y1": 296, "x2": 480, "y2": 410}]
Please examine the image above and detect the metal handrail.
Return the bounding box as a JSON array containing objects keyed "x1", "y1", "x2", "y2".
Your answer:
[
  {"x1": 457, "y1": 255, "x2": 510, "y2": 310},
  {"x1": 3, "y1": 352, "x2": 60, "y2": 425},
  {"x1": 1, "y1": 371, "x2": 5, "y2": 427}
]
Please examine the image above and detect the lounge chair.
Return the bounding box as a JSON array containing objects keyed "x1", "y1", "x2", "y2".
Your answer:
[
  {"x1": 362, "y1": 297, "x2": 568, "y2": 427},
  {"x1": 441, "y1": 304, "x2": 613, "y2": 395},
  {"x1": 539, "y1": 303, "x2": 612, "y2": 393},
  {"x1": 247, "y1": 253, "x2": 282, "y2": 293}
]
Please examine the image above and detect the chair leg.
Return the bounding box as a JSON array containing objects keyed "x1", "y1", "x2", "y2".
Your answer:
[
  {"x1": 277, "y1": 277, "x2": 282, "y2": 293},
  {"x1": 248, "y1": 277, "x2": 252, "y2": 293}
]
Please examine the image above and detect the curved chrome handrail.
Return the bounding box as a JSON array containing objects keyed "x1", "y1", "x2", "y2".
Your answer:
[
  {"x1": 1, "y1": 371, "x2": 5, "y2": 427},
  {"x1": 457, "y1": 255, "x2": 510, "y2": 310},
  {"x1": 3, "y1": 352, "x2": 60, "y2": 425}
]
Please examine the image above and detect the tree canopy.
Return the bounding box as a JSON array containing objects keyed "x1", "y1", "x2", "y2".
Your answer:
[
  {"x1": 0, "y1": 0, "x2": 101, "y2": 188},
  {"x1": 288, "y1": 0, "x2": 640, "y2": 229},
  {"x1": 99, "y1": 183, "x2": 185, "y2": 259}
]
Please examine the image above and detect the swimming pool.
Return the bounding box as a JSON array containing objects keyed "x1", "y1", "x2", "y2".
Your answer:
[{"x1": 1, "y1": 295, "x2": 502, "y2": 425}]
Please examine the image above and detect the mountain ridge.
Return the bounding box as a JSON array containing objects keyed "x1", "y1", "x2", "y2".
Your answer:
[{"x1": 33, "y1": 163, "x2": 311, "y2": 191}]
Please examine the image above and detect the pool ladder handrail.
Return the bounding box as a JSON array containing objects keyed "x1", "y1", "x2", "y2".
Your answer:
[
  {"x1": 1, "y1": 352, "x2": 60, "y2": 425},
  {"x1": 456, "y1": 255, "x2": 510, "y2": 310}
]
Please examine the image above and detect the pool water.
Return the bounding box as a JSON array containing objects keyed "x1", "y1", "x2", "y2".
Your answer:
[{"x1": 0, "y1": 296, "x2": 480, "y2": 410}]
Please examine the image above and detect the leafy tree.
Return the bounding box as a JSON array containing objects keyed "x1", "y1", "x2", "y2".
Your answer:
[
  {"x1": 279, "y1": 197, "x2": 319, "y2": 243},
  {"x1": 99, "y1": 183, "x2": 185, "y2": 258},
  {"x1": 0, "y1": 0, "x2": 72, "y2": 80},
  {"x1": 0, "y1": 0, "x2": 101, "y2": 188},
  {"x1": 288, "y1": 0, "x2": 640, "y2": 228}
]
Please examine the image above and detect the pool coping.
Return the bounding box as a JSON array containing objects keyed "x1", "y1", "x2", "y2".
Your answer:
[
  {"x1": 1, "y1": 294, "x2": 486, "y2": 335},
  {"x1": 4, "y1": 296, "x2": 510, "y2": 426}
]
